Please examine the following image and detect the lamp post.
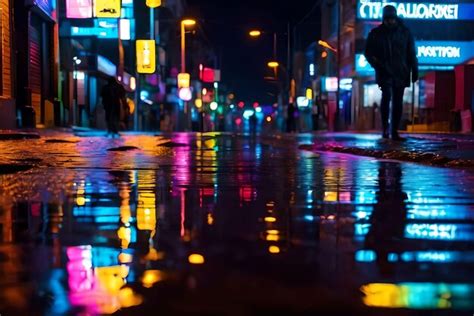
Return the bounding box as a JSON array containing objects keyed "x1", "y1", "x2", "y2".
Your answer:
[
  {"x1": 180, "y1": 19, "x2": 196, "y2": 130},
  {"x1": 181, "y1": 19, "x2": 196, "y2": 74},
  {"x1": 72, "y1": 56, "x2": 81, "y2": 126},
  {"x1": 250, "y1": 28, "x2": 293, "y2": 131},
  {"x1": 318, "y1": 40, "x2": 340, "y2": 131}
]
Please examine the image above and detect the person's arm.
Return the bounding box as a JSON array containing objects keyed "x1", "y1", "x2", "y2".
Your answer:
[
  {"x1": 365, "y1": 31, "x2": 381, "y2": 69},
  {"x1": 407, "y1": 31, "x2": 419, "y2": 83}
]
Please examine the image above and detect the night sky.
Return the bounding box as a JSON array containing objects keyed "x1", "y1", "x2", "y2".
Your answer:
[{"x1": 185, "y1": 0, "x2": 320, "y2": 104}]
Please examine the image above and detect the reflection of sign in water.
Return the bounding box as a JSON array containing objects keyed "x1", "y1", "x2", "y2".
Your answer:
[
  {"x1": 94, "y1": 0, "x2": 121, "y2": 18},
  {"x1": 66, "y1": 0, "x2": 93, "y2": 19},
  {"x1": 357, "y1": 1, "x2": 474, "y2": 21},
  {"x1": 136, "y1": 40, "x2": 156, "y2": 74}
]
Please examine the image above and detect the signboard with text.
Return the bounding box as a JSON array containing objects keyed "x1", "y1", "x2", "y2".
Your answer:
[
  {"x1": 94, "y1": 0, "x2": 121, "y2": 18},
  {"x1": 136, "y1": 40, "x2": 156, "y2": 74},
  {"x1": 357, "y1": 1, "x2": 474, "y2": 21},
  {"x1": 356, "y1": 41, "x2": 474, "y2": 74}
]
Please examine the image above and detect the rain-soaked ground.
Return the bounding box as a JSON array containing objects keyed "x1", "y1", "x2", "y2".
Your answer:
[{"x1": 0, "y1": 131, "x2": 474, "y2": 315}]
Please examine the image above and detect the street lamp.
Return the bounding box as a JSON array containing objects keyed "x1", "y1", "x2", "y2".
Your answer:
[
  {"x1": 318, "y1": 40, "x2": 337, "y2": 53},
  {"x1": 181, "y1": 19, "x2": 196, "y2": 74},
  {"x1": 249, "y1": 30, "x2": 262, "y2": 37},
  {"x1": 180, "y1": 18, "x2": 196, "y2": 130},
  {"x1": 267, "y1": 61, "x2": 279, "y2": 68},
  {"x1": 318, "y1": 39, "x2": 341, "y2": 131}
]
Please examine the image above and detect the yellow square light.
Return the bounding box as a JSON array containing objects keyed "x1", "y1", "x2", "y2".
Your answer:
[
  {"x1": 178, "y1": 73, "x2": 191, "y2": 89},
  {"x1": 136, "y1": 40, "x2": 156, "y2": 74},
  {"x1": 94, "y1": 0, "x2": 121, "y2": 18}
]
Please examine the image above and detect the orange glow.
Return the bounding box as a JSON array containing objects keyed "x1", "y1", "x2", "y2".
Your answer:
[
  {"x1": 145, "y1": 248, "x2": 165, "y2": 261},
  {"x1": 264, "y1": 216, "x2": 277, "y2": 223},
  {"x1": 141, "y1": 270, "x2": 164, "y2": 288},
  {"x1": 269, "y1": 246, "x2": 280, "y2": 254},
  {"x1": 267, "y1": 229, "x2": 280, "y2": 235},
  {"x1": 266, "y1": 234, "x2": 279, "y2": 241},
  {"x1": 188, "y1": 254, "x2": 205, "y2": 264},
  {"x1": 207, "y1": 213, "x2": 214, "y2": 225},
  {"x1": 249, "y1": 30, "x2": 262, "y2": 37},
  {"x1": 321, "y1": 51, "x2": 328, "y2": 58},
  {"x1": 266, "y1": 116, "x2": 272, "y2": 122},
  {"x1": 118, "y1": 253, "x2": 133, "y2": 264}
]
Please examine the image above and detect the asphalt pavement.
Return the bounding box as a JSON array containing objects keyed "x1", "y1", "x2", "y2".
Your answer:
[{"x1": 0, "y1": 131, "x2": 473, "y2": 315}]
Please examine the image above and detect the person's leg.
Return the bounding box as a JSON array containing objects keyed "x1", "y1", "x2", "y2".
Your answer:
[
  {"x1": 380, "y1": 85, "x2": 392, "y2": 138},
  {"x1": 391, "y1": 86, "x2": 405, "y2": 139}
]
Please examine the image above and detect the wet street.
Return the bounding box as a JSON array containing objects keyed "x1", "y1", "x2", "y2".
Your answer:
[{"x1": 1, "y1": 132, "x2": 474, "y2": 315}]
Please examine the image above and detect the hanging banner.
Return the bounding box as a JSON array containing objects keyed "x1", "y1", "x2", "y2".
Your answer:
[
  {"x1": 136, "y1": 40, "x2": 156, "y2": 74},
  {"x1": 94, "y1": 0, "x2": 121, "y2": 18}
]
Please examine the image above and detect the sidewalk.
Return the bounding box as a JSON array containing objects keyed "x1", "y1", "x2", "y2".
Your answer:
[{"x1": 294, "y1": 132, "x2": 474, "y2": 168}]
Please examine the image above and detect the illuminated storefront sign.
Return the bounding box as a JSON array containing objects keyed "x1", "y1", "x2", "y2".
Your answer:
[
  {"x1": 357, "y1": 1, "x2": 474, "y2": 21},
  {"x1": 136, "y1": 40, "x2": 156, "y2": 74},
  {"x1": 66, "y1": 0, "x2": 92, "y2": 18},
  {"x1": 356, "y1": 41, "x2": 474, "y2": 74},
  {"x1": 70, "y1": 19, "x2": 135, "y2": 39},
  {"x1": 94, "y1": 0, "x2": 121, "y2": 18}
]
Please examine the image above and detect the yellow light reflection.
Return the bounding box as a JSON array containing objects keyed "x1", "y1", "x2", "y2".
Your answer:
[
  {"x1": 118, "y1": 287, "x2": 143, "y2": 308},
  {"x1": 267, "y1": 230, "x2": 280, "y2": 235},
  {"x1": 207, "y1": 213, "x2": 214, "y2": 225},
  {"x1": 361, "y1": 283, "x2": 408, "y2": 308},
  {"x1": 144, "y1": 248, "x2": 165, "y2": 261},
  {"x1": 76, "y1": 197, "x2": 86, "y2": 206},
  {"x1": 137, "y1": 171, "x2": 157, "y2": 235},
  {"x1": 324, "y1": 191, "x2": 338, "y2": 202},
  {"x1": 117, "y1": 226, "x2": 131, "y2": 249},
  {"x1": 266, "y1": 234, "x2": 280, "y2": 241},
  {"x1": 264, "y1": 216, "x2": 277, "y2": 223},
  {"x1": 269, "y1": 246, "x2": 281, "y2": 254},
  {"x1": 118, "y1": 253, "x2": 133, "y2": 264},
  {"x1": 141, "y1": 270, "x2": 164, "y2": 288},
  {"x1": 188, "y1": 254, "x2": 205, "y2": 265}
]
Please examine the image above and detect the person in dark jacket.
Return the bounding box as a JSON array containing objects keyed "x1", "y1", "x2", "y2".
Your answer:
[
  {"x1": 101, "y1": 76, "x2": 126, "y2": 137},
  {"x1": 365, "y1": 5, "x2": 418, "y2": 140}
]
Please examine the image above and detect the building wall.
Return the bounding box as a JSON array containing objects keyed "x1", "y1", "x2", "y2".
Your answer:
[{"x1": 0, "y1": 0, "x2": 15, "y2": 129}]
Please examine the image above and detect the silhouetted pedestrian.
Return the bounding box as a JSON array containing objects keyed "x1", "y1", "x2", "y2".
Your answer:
[
  {"x1": 101, "y1": 76, "x2": 126, "y2": 137},
  {"x1": 365, "y1": 5, "x2": 418, "y2": 141},
  {"x1": 287, "y1": 103, "x2": 296, "y2": 133}
]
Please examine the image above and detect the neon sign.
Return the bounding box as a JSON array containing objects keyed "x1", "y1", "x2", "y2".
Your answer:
[
  {"x1": 357, "y1": 1, "x2": 474, "y2": 21},
  {"x1": 356, "y1": 41, "x2": 474, "y2": 75},
  {"x1": 66, "y1": 0, "x2": 93, "y2": 19}
]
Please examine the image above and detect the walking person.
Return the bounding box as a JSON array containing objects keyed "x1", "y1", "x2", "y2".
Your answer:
[
  {"x1": 101, "y1": 76, "x2": 127, "y2": 137},
  {"x1": 365, "y1": 5, "x2": 418, "y2": 141}
]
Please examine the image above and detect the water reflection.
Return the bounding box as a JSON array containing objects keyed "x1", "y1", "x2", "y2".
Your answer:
[{"x1": 0, "y1": 133, "x2": 473, "y2": 314}]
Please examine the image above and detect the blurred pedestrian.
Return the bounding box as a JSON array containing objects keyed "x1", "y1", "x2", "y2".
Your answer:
[
  {"x1": 286, "y1": 102, "x2": 296, "y2": 133},
  {"x1": 101, "y1": 76, "x2": 127, "y2": 137},
  {"x1": 365, "y1": 5, "x2": 418, "y2": 141}
]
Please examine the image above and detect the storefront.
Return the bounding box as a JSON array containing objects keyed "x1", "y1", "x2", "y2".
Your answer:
[
  {"x1": 0, "y1": 0, "x2": 15, "y2": 129},
  {"x1": 14, "y1": 0, "x2": 58, "y2": 127},
  {"x1": 353, "y1": 0, "x2": 474, "y2": 131}
]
